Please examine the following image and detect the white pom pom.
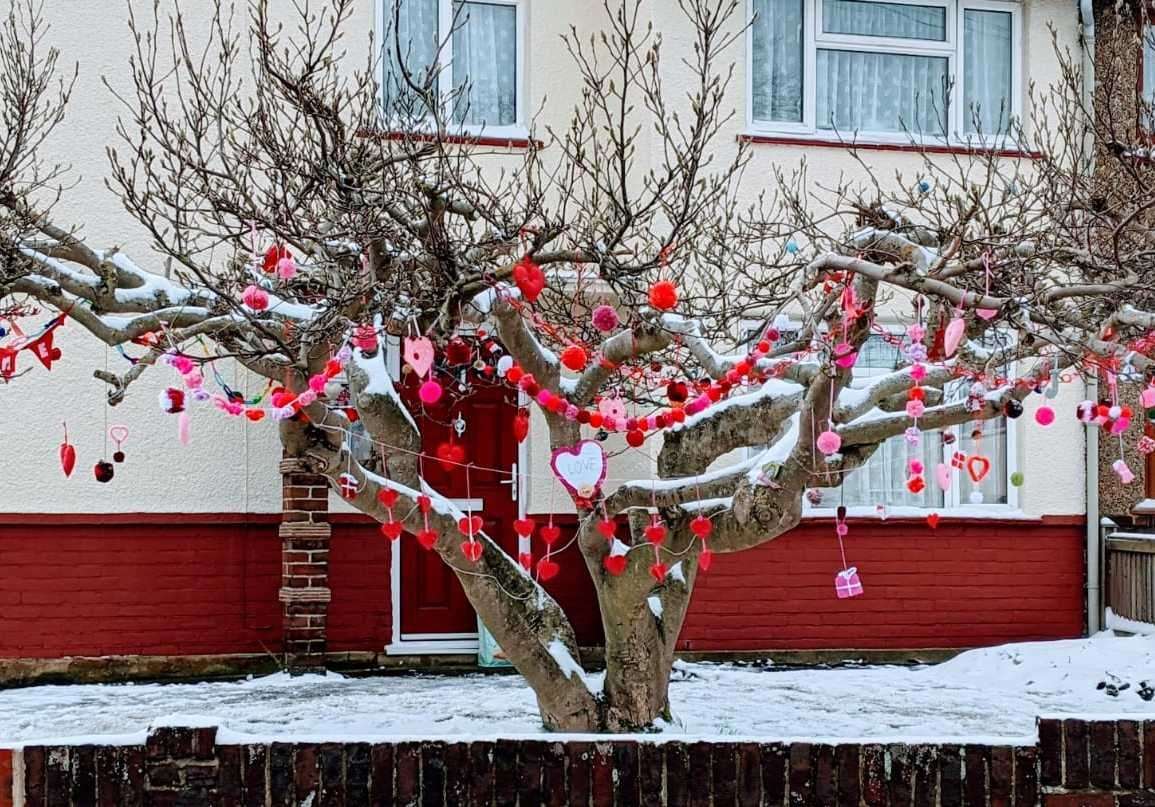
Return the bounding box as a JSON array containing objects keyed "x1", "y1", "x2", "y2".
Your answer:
[{"x1": 969, "y1": 490, "x2": 985, "y2": 504}]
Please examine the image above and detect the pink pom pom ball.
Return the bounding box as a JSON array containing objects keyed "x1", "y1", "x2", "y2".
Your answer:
[
  {"x1": 418, "y1": 379, "x2": 443, "y2": 405},
  {"x1": 591, "y1": 305, "x2": 620, "y2": 333},
  {"x1": 242, "y1": 284, "x2": 269, "y2": 311},
  {"x1": 1034, "y1": 405, "x2": 1055, "y2": 427},
  {"x1": 816, "y1": 429, "x2": 841, "y2": 455}
]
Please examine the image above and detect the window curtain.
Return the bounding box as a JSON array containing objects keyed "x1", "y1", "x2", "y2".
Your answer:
[
  {"x1": 822, "y1": 0, "x2": 946, "y2": 40},
  {"x1": 816, "y1": 49, "x2": 947, "y2": 134},
  {"x1": 383, "y1": 0, "x2": 440, "y2": 112},
  {"x1": 963, "y1": 9, "x2": 1013, "y2": 135},
  {"x1": 452, "y1": 1, "x2": 518, "y2": 126},
  {"x1": 751, "y1": 0, "x2": 804, "y2": 122}
]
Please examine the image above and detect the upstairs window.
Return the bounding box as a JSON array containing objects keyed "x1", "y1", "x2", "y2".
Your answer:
[
  {"x1": 749, "y1": 0, "x2": 1019, "y2": 141},
  {"x1": 382, "y1": 0, "x2": 523, "y2": 131}
]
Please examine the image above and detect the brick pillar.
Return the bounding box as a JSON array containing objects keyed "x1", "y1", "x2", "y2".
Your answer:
[{"x1": 279, "y1": 456, "x2": 332, "y2": 672}]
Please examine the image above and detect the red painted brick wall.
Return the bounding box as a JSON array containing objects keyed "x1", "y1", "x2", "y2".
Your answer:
[
  {"x1": 681, "y1": 517, "x2": 1086, "y2": 651},
  {"x1": 0, "y1": 514, "x2": 1083, "y2": 660}
]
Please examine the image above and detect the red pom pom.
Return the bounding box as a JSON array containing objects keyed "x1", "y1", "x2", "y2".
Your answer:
[
  {"x1": 648, "y1": 280, "x2": 679, "y2": 310},
  {"x1": 262, "y1": 244, "x2": 290, "y2": 274},
  {"x1": 506, "y1": 365, "x2": 524, "y2": 383},
  {"x1": 626, "y1": 429, "x2": 645, "y2": 447},
  {"x1": 909, "y1": 386, "x2": 926, "y2": 401},
  {"x1": 589, "y1": 412, "x2": 604, "y2": 428},
  {"x1": 560, "y1": 345, "x2": 588, "y2": 372}
]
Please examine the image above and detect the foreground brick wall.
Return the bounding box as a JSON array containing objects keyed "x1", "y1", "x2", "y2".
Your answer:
[{"x1": 5, "y1": 717, "x2": 1152, "y2": 806}]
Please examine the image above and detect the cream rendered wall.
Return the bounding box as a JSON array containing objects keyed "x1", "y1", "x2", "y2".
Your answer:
[{"x1": 1, "y1": 0, "x2": 1084, "y2": 519}]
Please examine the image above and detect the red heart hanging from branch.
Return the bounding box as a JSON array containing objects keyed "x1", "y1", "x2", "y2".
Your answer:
[{"x1": 966, "y1": 454, "x2": 991, "y2": 483}]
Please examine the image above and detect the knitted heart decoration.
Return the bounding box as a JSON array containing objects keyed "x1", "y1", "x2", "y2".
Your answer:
[
  {"x1": 966, "y1": 454, "x2": 991, "y2": 483},
  {"x1": 417, "y1": 529, "x2": 438, "y2": 549}
]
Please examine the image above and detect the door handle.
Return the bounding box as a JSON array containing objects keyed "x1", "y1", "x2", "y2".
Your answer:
[{"x1": 498, "y1": 462, "x2": 518, "y2": 501}]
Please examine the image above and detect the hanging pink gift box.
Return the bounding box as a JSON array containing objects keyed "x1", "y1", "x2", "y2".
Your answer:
[{"x1": 835, "y1": 567, "x2": 864, "y2": 599}]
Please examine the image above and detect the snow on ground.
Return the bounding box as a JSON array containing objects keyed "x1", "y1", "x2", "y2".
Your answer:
[{"x1": 1, "y1": 633, "x2": 1153, "y2": 748}]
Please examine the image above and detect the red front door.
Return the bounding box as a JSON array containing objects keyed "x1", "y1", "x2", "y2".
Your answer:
[{"x1": 399, "y1": 377, "x2": 519, "y2": 637}]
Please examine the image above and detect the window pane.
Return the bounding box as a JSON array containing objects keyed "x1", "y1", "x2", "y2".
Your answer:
[
  {"x1": 963, "y1": 9, "x2": 1013, "y2": 135},
  {"x1": 383, "y1": 0, "x2": 440, "y2": 113},
  {"x1": 452, "y1": 2, "x2": 518, "y2": 126},
  {"x1": 822, "y1": 0, "x2": 946, "y2": 41},
  {"x1": 958, "y1": 417, "x2": 1008, "y2": 504},
  {"x1": 816, "y1": 49, "x2": 947, "y2": 135},
  {"x1": 752, "y1": 0, "x2": 804, "y2": 123}
]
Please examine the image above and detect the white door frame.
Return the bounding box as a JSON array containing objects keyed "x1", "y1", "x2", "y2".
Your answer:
[{"x1": 383, "y1": 334, "x2": 529, "y2": 655}]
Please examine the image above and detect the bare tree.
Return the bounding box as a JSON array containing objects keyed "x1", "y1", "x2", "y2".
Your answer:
[{"x1": 5, "y1": 0, "x2": 1155, "y2": 731}]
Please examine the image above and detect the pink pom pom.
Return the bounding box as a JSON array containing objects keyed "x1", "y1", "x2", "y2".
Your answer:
[
  {"x1": 308, "y1": 374, "x2": 328, "y2": 393},
  {"x1": 171, "y1": 355, "x2": 194, "y2": 375},
  {"x1": 909, "y1": 364, "x2": 927, "y2": 381},
  {"x1": 905, "y1": 399, "x2": 925, "y2": 418},
  {"x1": 183, "y1": 370, "x2": 203, "y2": 389},
  {"x1": 276, "y1": 255, "x2": 297, "y2": 280},
  {"x1": 297, "y1": 389, "x2": 318, "y2": 407},
  {"x1": 1034, "y1": 405, "x2": 1055, "y2": 427},
  {"x1": 565, "y1": 404, "x2": 579, "y2": 420},
  {"x1": 908, "y1": 459, "x2": 924, "y2": 475},
  {"x1": 418, "y1": 379, "x2": 443, "y2": 405},
  {"x1": 591, "y1": 304, "x2": 620, "y2": 333},
  {"x1": 816, "y1": 429, "x2": 841, "y2": 455},
  {"x1": 537, "y1": 390, "x2": 553, "y2": 406},
  {"x1": 242, "y1": 284, "x2": 269, "y2": 311}
]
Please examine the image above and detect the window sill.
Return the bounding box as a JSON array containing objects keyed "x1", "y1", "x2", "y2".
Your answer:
[
  {"x1": 738, "y1": 132, "x2": 1041, "y2": 159},
  {"x1": 802, "y1": 504, "x2": 1035, "y2": 523},
  {"x1": 357, "y1": 127, "x2": 542, "y2": 150}
]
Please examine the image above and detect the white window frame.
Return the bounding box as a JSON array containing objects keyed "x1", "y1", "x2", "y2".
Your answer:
[
  {"x1": 745, "y1": 0, "x2": 1022, "y2": 146},
  {"x1": 377, "y1": 0, "x2": 528, "y2": 139}
]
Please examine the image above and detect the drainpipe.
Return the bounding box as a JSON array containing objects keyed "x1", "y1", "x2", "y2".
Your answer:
[
  {"x1": 1077, "y1": 0, "x2": 1102, "y2": 635},
  {"x1": 1086, "y1": 378, "x2": 1102, "y2": 633}
]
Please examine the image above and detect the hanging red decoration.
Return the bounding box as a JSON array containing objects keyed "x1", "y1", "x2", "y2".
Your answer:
[
  {"x1": 514, "y1": 518, "x2": 536, "y2": 537},
  {"x1": 689, "y1": 516, "x2": 712, "y2": 539},
  {"x1": 512, "y1": 256, "x2": 546, "y2": 302},
  {"x1": 604, "y1": 553, "x2": 628, "y2": 576},
  {"x1": 596, "y1": 519, "x2": 616, "y2": 539},
  {"x1": 93, "y1": 460, "x2": 114, "y2": 483},
  {"x1": 643, "y1": 521, "x2": 667, "y2": 545},
  {"x1": 26, "y1": 327, "x2": 62, "y2": 370},
  {"x1": 445, "y1": 338, "x2": 472, "y2": 366},
  {"x1": 417, "y1": 529, "x2": 438, "y2": 549},
  {"x1": 649, "y1": 562, "x2": 668, "y2": 582},
  {"x1": 381, "y1": 522, "x2": 404, "y2": 540},
  {"x1": 512, "y1": 408, "x2": 530, "y2": 443},
  {"x1": 536, "y1": 556, "x2": 560, "y2": 581},
  {"x1": 626, "y1": 429, "x2": 645, "y2": 448},
  {"x1": 59, "y1": 423, "x2": 76, "y2": 478},
  {"x1": 540, "y1": 523, "x2": 561, "y2": 545},
  {"x1": 338, "y1": 472, "x2": 359, "y2": 500},
  {"x1": 462, "y1": 540, "x2": 483, "y2": 562},
  {"x1": 436, "y1": 441, "x2": 466, "y2": 470},
  {"x1": 926, "y1": 513, "x2": 941, "y2": 529},
  {"x1": 457, "y1": 515, "x2": 483, "y2": 536},
  {"x1": 648, "y1": 280, "x2": 678, "y2": 311},
  {"x1": 560, "y1": 345, "x2": 588, "y2": 372},
  {"x1": 699, "y1": 549, "x2": 713, "y2": 572},
  {"x1": 262, "y1": 244, "x2": 291, "y2": 274}
]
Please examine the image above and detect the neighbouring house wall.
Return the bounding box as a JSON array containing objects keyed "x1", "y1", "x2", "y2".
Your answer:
[
  {"x1": 0, "y1": 513, "x2": 1084, "y2": 673},
  {"x1": 5, "y1": 717, "x2": 1154, "y2": 805},
  {"x1": 0, "y1": 0, "x2": 1086, "y2": 521}
]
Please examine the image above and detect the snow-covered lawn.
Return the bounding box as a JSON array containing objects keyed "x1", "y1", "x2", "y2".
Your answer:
[{"x1": 2, "y1": 633, "x2": 1153, "y2": 748}]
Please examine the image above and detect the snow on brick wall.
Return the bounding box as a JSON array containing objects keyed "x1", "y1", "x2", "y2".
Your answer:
[{"x1": 680, "y1": 517, "x2": 1086, "y2": 652}]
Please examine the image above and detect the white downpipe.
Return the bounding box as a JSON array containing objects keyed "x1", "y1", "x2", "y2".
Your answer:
[{"x1": 1078, "y1": 0, "x2": 1102, "y2": 635}]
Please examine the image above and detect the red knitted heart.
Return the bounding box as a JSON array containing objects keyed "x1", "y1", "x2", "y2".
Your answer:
[
  {"x1": 644, "y1": 524, "x2": 667, "y2": 545},
  {"x1": 416, "y1": 495, "x2": 432, "y2": 513},
  {"x1": 457, "y1": 515, "x2": 483, "y2": 536},
  {"x1": 461, "y1": 541, "x2": 483, "y2": 562},
  {"x1": 596, "y1": 520, "x2": 617, "y2": 539},
  {"x1": 690, "y1": 516, "x2": 713, "y2": 538},
  {"x1": 377, "y1": 489, "x2": 399, "y2": 508},
  {"x1": 604, "y1": 554, "x2": 628, "y2": 576},
  {"x1": 966, "y1": 454, "x2": 991, "y2": 483},
  {"x1": 380, "y1": 522, "x2": 403, "y2": 541},
  {"x1": 540, "y1": 525, "x2": 561, "y2": 545},
  {"x1": 926, "y1": 513, "x2": 940, "y2": 529},
  {"x1": 537, "y1": 557, "x2": 560, "y2": 581},
  {"x1": 699, "y1": 549, "x2": 714, "y2": 572},
  {"x1": 649, "y1": 562, "x2": 668, "y2": 582},
  {"x1": 417, "y1": 529, "x2": 438, "y2": 549},
  {"x1": 518, "y1": 552, "x2": 533, "y2": 570},
  {"x1": 513, "y1": 518, "x2": 536, "y2": 537}
]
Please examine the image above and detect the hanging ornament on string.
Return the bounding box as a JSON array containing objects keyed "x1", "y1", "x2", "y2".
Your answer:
[
  {"x1": 833, "y1": 505, "x2": 863, "y2": 599},
  {"x1": 514, "y1": 517, "x2": 535, "y2": 570},
  {"x1": 58, "y1": 423, "x2": 76, "y2": 478},
  {"x1": 513, "y1": 408, "x2": 530, "y2": 443},
  {"x1": 691, "y1": 514, "x2": 713, "y2": 572},
  {"x1": 378, "y1": 488, "x2": 403, "y2": 541},
  {"x1": 591, "y1": 304, "x2": 619, "y2": 333},
  {"x1": 416, "y1": 494, "x2": 438, "y2": 550},
  {"x1": 403, "y1": 336, "x2": 435, "y2": 378},
  {"x1": 550, "y1": 440, "x2": 607, "y2": 504},
  {"x1": 604, "y1": 538, "x2": 629, "y2": 576},
  {"x1": 648, "y1": 280, "x2": 678, "y2": 311},
  {"x1": 108, "y1": 425, "x2": 129, "y2": 464},
  {"x1": 512, "y1": 255, "x2": 546, "y2": 302},
  {"x1": 943, "y1": 309, "x2": 967, "y2": 358},
  {"x1": 536, "y1": 516, "x2": 561, "y2": 581}
]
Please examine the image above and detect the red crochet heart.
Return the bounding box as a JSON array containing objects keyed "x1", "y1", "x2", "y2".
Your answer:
[
  {"x1": 416, "y1": 495, "x2": 432, "y2": 513},
  {"x1": 513, "y1": 257, "x2": 546, "y2": 302},
  {"x1": 417, "y1": 529, "x2": 438, "y2": 549},
  {"x1": 457, "y1": 515, "x2": 483, "y2": 536},
  {"x1": 540, "y1": 525, "x2": 561, "y2": 545},
  {"x1": 596, "y1": 520, "x2": 617, "y2": 539},
  {"x1": 604, "y1": 554, "x2": 628, "y2": 576},
  {"x1": 644, "y1": 524, "x2": 668, "y2": 545},
  {"x1": 537, "y1": 557, "x2": 560, "y2": 581},
  {"x1": 926, "y1": 513, "x2": 940, "y2": 529},
  {"x1": 461, "y1": 541, "x2": 483, "y2": 562},
  {"x1": 518, "y1": 552, "x2": 533, "y2": 570},
  {"x1": 380, "y1": 522, "x2": 403, "y2": 541},
  {"x1": 698, "y1": 549, "x2": 714, "y2": 572},
  {"x1": 377, "y1": 489, "x2": 399, "y2": 508},
  {"x1": 436, "y1": 442, "x2": 466, "y2": 470},
  {"x1": 966, "y1": 454, "x2": 991, "y2": 483},
  {"x1": 649, "y1": 562, "x2": 668, "y2": 582},
  {"x1": 906, "y1": 475, "x2": 926, "y2": 494},
  {"x1": 690, "y1": 516, "x2": 713, "y2": 538},
  {"x1": 513, "y1": 518, "x2": 536, "y2": 537}
]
